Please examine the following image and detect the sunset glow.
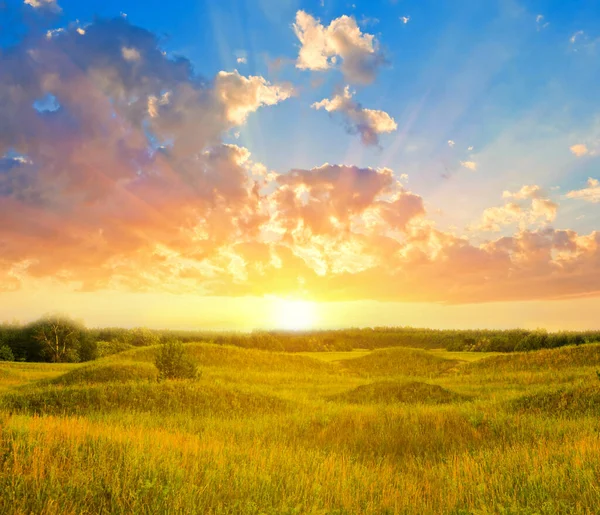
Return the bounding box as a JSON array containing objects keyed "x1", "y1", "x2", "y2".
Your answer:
[
  {"x1": 0, "y1": 0, "x2": 599, "y2": 329},
  {"x1": 272, "y1": 299, "x2": 317, "y2": 331}
]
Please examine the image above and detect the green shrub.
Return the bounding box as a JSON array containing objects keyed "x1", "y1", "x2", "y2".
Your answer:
[
  {"x1": 0, "y1": 344, "x2": 14, "y2": 361},
  {"x1": 96, "y1": 340, "x2": 134, "y2": 358},
  {"x1": 154, "y1": 341, "x2": 198, "y2": 381}
]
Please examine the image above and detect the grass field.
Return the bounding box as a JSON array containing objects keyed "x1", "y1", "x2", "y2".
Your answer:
[{"x1": 1, "y1": 343, "x2": 600, "y2": 514}]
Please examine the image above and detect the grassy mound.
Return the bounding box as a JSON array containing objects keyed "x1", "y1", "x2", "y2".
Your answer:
[
  {"x1": 512, "y1": 384, "x2": 600, "y2": 416},
  {"x1": 329, "y1": 381, "x2": 466, "y2": 405},
  {"x1": 464, "y1": 344, "x2": 600, "y2": 374},
  {"x1": 118, "y1": 343, "x2": 336, "y2": 374},
  {"x1": 48, "y1": 362, "x2": 158, "y2": 386},
  {"x1": 0, "y1": 381, "x2": 289, "y2": 417},
  {"x1": 340, "y1": 347, "x2": 460, "y2": 377}
]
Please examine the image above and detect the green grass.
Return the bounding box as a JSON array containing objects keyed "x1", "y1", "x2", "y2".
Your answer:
[
  {"x1": 328, "y1": 381, "x2": 468, "y2": 405},
  {"x1": 1, "y1": 342, "x2": 600, "y2": 513},
  {"x1": 338, "y1": 346, "x2": 461, "y2": 377}
]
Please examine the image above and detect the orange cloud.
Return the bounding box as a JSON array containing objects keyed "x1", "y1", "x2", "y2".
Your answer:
[
  {"x1": 566, "y1": 178, "x2": 600, "y2": 203},
  {"x1": 1, "y1": 18, "x2": 599, "y2": 306}
]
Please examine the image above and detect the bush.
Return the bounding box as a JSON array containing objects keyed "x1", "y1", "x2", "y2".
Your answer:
[
  {"x1": 0, "y1": 345, "x2": 14, "y2": 361},
  {"x1": 128, "y1": 327, "x2": 160, "y2": 347},
  {"x1": 96, "y1": 340, "x2": 134, "y2": 358},
  {"x1": 154, "y1": 341, "x2": 198, "y2": 381}
]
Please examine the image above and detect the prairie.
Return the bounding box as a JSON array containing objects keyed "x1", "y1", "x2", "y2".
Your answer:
[{"x1": 1, "y1": 343, "x2": 599, "y2": 514}]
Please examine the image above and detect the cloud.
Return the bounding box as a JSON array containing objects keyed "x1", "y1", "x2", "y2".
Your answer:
[
  {"x1": 570, "y1": 30, "x2": 584, "y2": 44},
  {"x1": 566, "y1": 178, "x2": 600, "y2": 203},
  {"x1": 214, "y1": 71, "x2": 295, "y2": 125},
  {"x1": 236, "y1": 57, "x2": 247, "y2": 64},
  {"x1": 474, "y1": 186, "x2": 557, "y2": 232},
  {"x1": 24, "y1": 0, "x2": 61, "y2": 12},
  {"x1": 447, "y1": 140, "x2": 455, "y2": 147},
  {"x1": 1, "y1": 12, "x2": 600, "y2": 305},
  {"x1": 460, "y1": 161, "x2": 477, "y2": 171},
  {"x1": 570, "y1": 143, "x2": 589, "y2": 157},
  {"x1": 502, "y1": 184, "x2": 543, "y2": 200},
  {"x1": 535, "y1": 14, "x2": 549, "y2": 30},
  {"x1": 121, "y1": 46, "x2": 141, "y2": 62},
  {"x1": 293, "y1": 10, "x2": 385, "y2": 84},
  {"x1": 312, "y1": 86, "x2": 397, "y2": 145},
  {"x1": 359, "y1": 15, "x2": 379, "y2": 28},
  {"x1": 400, "y1": 16, "x2": 410, "y2": 24}
]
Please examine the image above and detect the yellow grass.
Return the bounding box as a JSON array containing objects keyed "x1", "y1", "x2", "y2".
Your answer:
[{"x1": 1, "y1": 343, "x2": 600, "y2": 513}]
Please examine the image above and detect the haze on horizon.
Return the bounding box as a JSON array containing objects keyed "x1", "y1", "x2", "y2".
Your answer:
[{"x1": 1, "y1": 0, "x2": 599, "y2": 330}]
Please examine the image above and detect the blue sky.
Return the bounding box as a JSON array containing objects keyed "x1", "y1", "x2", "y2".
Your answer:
[
  {"x1": 29, "y1": 0, "x2": 598, "y2": 232},
  {"x1": 0, "y1": 0, "x2": 599, "y2": 328}
]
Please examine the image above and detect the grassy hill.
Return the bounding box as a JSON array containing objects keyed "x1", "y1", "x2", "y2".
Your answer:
[{"x1": 1, "y1": 341, "x2": 600, "y2": 513}]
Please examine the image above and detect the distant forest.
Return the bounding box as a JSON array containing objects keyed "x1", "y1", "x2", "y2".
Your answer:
[{"x1": 1, "y1": 316, "x2": 600, "y2": 363}]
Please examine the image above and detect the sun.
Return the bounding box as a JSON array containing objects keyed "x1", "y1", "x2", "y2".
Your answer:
[{"x1": 272, "y1": 298, "x2": 317, "y2": 331}]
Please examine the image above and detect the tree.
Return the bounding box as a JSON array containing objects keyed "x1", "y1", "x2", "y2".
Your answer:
[
  {"x1": 31, "y1": 315, "x2": 84, "y2": 363},
  {"x1": 127, "y1": 327, "x2": 160, "y2": 347},
  {"x1": 154, "y1": 340, "x2": 198, "y2": 381},
  {"x1": 0, "y1": 345, "x2": 14, "y2": 361}
]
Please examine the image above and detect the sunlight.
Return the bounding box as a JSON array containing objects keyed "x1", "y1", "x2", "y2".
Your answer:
[{"x1": 272, "y1": 298, "x2": 317, "y2": 330}]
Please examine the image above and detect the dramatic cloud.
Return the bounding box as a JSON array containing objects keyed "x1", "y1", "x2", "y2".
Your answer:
[
  {"x1": 293, "y1": 10, "x2": 385, "y2": 84},
  {"x1": 567, "y1": 178, "x2": 600, "y2": 203},
  {"x1": 312, "y1": 86, "x2": 397, "y2": 145},
  {"x1": 1, "y1": 13, "x2": 599, "y2": 305},
  {"x1": 570, "y1": 143, "x2": 589, "y2": 157}
]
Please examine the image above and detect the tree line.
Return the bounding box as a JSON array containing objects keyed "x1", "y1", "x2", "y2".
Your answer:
[{"x1": 1, "y1": 315, "x2": 599, "y2": 363}]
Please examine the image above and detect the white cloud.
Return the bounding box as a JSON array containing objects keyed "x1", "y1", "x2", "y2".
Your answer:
[
  {"x1": 236, "y1": 57, "x2": 247, "y2": 64},
  {"x1": 570, "y1": 30, "x2": 584, "y2": 44},
  {"x1": 447, "y1": 140, "x2": 455, "y2": 148},
  {"x1": 214, "y1": 70, "x2": 295, "y2": 125},
  {"x1": 312, "y1": 86, "x2": 397, "y2": 145},
  {"x1": 46, "y1": 28, "x2": 65, "y2": 39},
  {"x1": 293, "y1": 10, "x2": 384, "y2": 84},
  {"x1": 460, "y1": 161, "x2": 477, "y2": 171},
  {"x1": 400, "y1": 16, "x2": 410, "y2": 24},
  {"x1": 24, "y1": 0, "x2": 61, "y2": 12},
  {"x1": 566, "y1": 178, "x2": 600, "y2": 203},
  {"x1": 535, "y1": 14, "x2": 549, "y2": 30},
  {"x1": 467, "y1": 146, "x2": 474, "y2": 151},
  {"x1": 570, "y1": 143, "x2": 589, "y2": 157}
]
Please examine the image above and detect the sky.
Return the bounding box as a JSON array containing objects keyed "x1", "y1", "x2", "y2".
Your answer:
[{"x1": 0, "y1": 0, "x2": 599, "y2": 330}]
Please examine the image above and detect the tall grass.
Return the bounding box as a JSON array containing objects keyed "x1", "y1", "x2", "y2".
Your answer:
[{"x1": 1, "y1": 341, "x2": 600, "y2": 513}]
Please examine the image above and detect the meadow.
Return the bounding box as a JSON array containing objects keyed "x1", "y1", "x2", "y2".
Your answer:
[{"x1": 1, "y1": 342, "x2": 600, "y2": 514}]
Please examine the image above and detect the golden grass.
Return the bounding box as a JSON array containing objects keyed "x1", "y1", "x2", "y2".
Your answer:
[
  {"x1": 328, "y1": 381, "x2": 468, "y2": 405},
  {"x1": 1, "y1": 342, "x2": 600, "y2": 513}
]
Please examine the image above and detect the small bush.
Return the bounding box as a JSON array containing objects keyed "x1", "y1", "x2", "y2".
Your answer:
[
  {"x1": 0, "y1": 344, "x2": 14, "y2": 361},
  {"x1": 154, "y1": 340, "x2": 199, "y2": 381}
]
